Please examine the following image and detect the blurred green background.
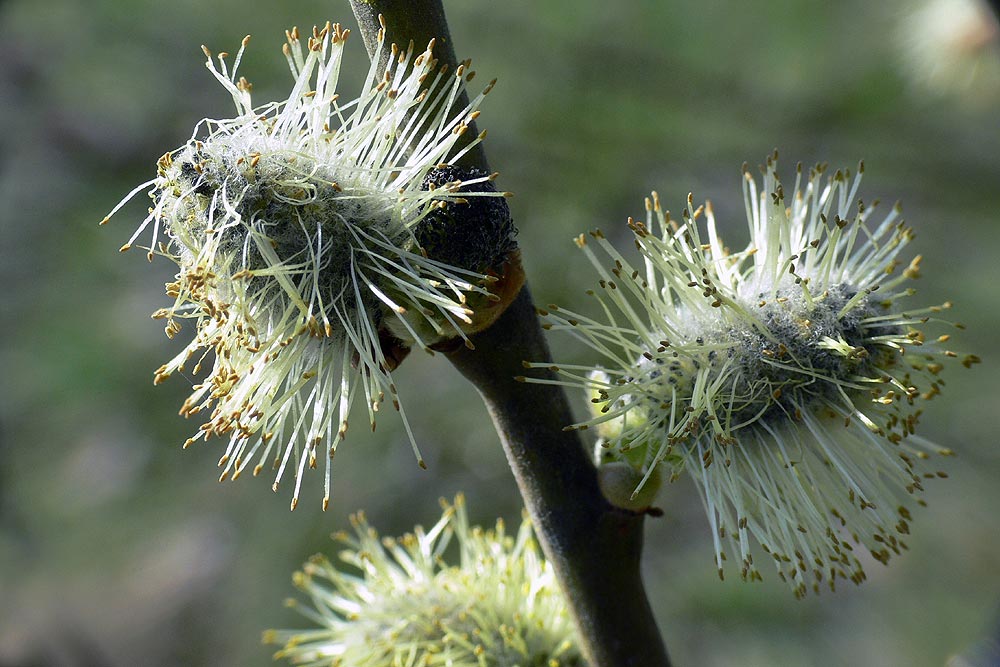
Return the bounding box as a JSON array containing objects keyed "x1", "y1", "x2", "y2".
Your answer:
[{"x1": 1, "y1": 0, "x2": 998, "y2": 665}]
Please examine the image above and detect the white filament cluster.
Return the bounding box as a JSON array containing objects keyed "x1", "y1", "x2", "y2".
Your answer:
[
  {"x1": 103, "y1": 21, "x2": 503, "y2": 510},
  {"x1": 530, "y1": 154, "x2": 975, "y2": 595},
  {"x1": 266, "y1": 496, "x2": 582, "y2": 667}
]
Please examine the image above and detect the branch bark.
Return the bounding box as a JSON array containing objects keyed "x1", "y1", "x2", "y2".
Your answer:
[
  {"x1": 349, "y1": 2, "x2": 671, "y2": 665},
  {"x1": 448, "y1": 288, "x2": 671, "y2": 667}
]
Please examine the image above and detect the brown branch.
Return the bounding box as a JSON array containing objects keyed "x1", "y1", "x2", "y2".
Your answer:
[
  {"x1": 349, "y1": 2, "x2": 671, "y2": 665},
  {"x1": 448, "y1": 287, "x2": 671, "y2": 667}
]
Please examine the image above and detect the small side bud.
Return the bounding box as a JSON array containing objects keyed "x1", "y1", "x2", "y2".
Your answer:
[{"x1": 598, "y1": 461, "x2": 662, "y2": 512}]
